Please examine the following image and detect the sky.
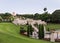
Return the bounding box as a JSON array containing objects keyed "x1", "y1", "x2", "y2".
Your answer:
[{"x1": 0, "y1": 0, "x2": 60, "y2": 14}]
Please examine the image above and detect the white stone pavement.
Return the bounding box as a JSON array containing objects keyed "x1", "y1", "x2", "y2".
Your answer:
[{"x1": 44, "y1": 30, "x2": 60, "y2": 39}]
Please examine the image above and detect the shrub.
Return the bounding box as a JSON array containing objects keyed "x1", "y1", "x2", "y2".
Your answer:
[{"x1": 20, "y1": 27, "x2": 26, "y2": 34}]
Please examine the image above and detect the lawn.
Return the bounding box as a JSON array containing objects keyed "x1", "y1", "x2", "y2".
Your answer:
[
  {"x1": 46, "y1": 23, "x2": 60, "y2": 30},
  {"x1": 0, "y1": 22, "x2": 52, "y2": 43}
]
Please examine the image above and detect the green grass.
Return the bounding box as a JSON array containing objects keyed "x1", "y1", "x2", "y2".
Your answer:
[
  {"x1": 0, "y1": 23, "x2": 51, "y2": 43},
  {"x1": 46, "y1": 23, "x2": 60, "y2": 30}
]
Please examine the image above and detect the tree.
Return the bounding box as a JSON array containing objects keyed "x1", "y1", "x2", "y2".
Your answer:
[
  {"x1": 33, "y1": 13, "x2": 40, "y2": 20},
  {"x1": 0, "y1": 12, "x2": 12, "y2": 22},
  {"x1": 20, "y1": 26, "x2": 26, "y2": 35},
  {"x1": 27, "y1": 24, "x2": 33, "y2": 37},
  {"x1": 40, "y1": 13, "x2": 51, "y2": 22},
  {"x1": 29, "y1": 25, "x2": 33, "y2": 35},
  {"x1": 51, "y1": 10, "x2": 60, "y2": 23},
  {"x1": 43, "y1": 8, "x2": 47, "y2": 12},
  {"x1": 9, "y1": 16, "x2": 14, "y2": 22},
  {"x1": 27, "y1": 25, "x2": 30, "y2": 37},
  {"x1": 0, "y1": 16, "x2": 2, "y2": 22},
  {"x1": 38, "y1": 24, "x2": 44, "y2": 39},
  {"x1": 3, "y1": 12, "x2": 11, "y2": 19}
]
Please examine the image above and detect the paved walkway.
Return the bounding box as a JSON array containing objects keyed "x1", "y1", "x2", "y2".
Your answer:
[{"x1": 44, "y1": 30, "x2": 60, "y2": 39}]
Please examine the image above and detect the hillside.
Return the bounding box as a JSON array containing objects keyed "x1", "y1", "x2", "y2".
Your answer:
[{"x1": 0, "y1": 23, "x2": 51, "y2": 43}]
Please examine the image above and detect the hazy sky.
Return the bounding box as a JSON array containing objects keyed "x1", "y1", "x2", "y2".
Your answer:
[{"x1": 0, "y1": 0, "x2": 60, "y2": 14}]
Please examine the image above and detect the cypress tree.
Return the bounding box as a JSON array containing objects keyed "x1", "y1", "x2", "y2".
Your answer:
[
  {"x1": 41, "y1": 25, "x2": 44, "y2": 39},
  {"x1": 29, "y1": 24, "x2": 33, "y2": 35},
  {"x1": 27, "y1": 24, "x2": 30, "y2": 37},
  {"x1": 38, "y1": 24, "x2": 44, "y2": 39},
  {"x1": 38, "y1": 24, "x2": 41, "y2": 39},
  {"x1": 27, "y1": 24, "x2": 33, "y2": 37}
]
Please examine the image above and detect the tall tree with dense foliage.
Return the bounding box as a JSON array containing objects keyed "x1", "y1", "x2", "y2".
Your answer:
[
  {"x1": 38, "y1": 24, "x2": 44, "y2": 39},
  {"x1": 43, "y1": 8, "x2": 47, "y2": 12},
  {"x1": 51, "y1": 10, "x2": 60, "y2": 23},
  {"x1": 0, "y1": 16, "x2": 2, "y2": 22},
  {"x1": 27, "y1": 24, "x2": 33, "y2": 37},
  {"x1": 33, "y1": 13, "x2": 40, "y2": 20}
]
